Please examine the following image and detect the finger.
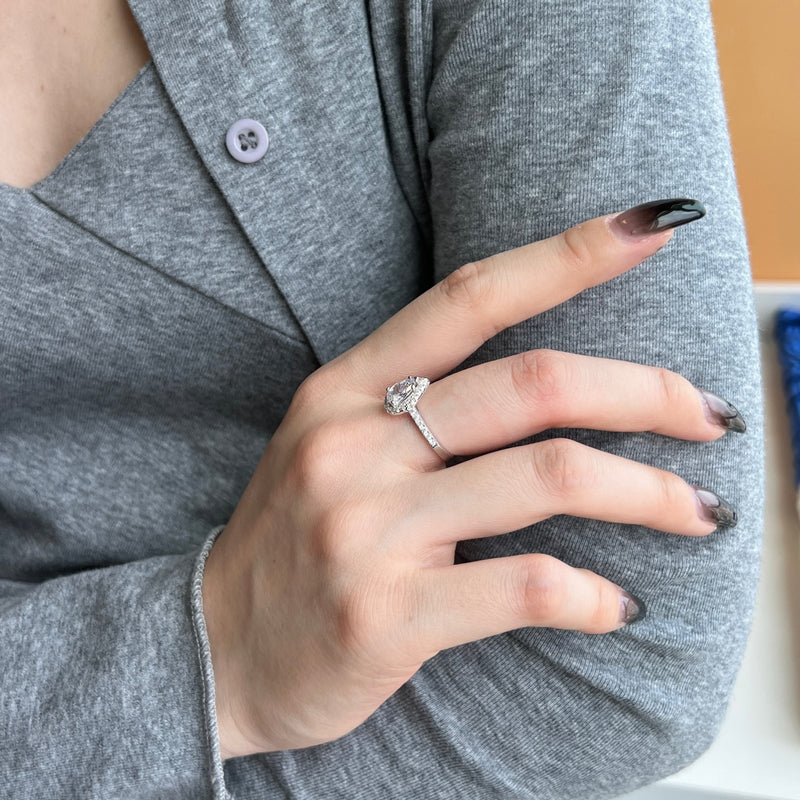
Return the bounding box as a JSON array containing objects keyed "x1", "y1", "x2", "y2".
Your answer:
[
  {"x1": 404, "y1": 350, "x2": 741, "y2": 461},
  {"x1": 343, "y1": 199, "x2": 704, "y2": 390},
  {"x1": 409, "y1": 554, "x2": 640, "y2": 657},
  {"x1": 410, "y1": 438, "x2": 733, "y2": 544}
]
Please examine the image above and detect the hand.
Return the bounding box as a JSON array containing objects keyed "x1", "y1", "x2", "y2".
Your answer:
[{"x1": 201, "y1": 199, "x2": 741, "y2": 759}]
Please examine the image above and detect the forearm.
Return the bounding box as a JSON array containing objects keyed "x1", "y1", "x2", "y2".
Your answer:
[
  {"x1": 0, "y1": 528, "x2": 226, "y2": 800},
  {"x1": 428, "y1": 0, "x2": 762, "y2": 790},
  {"x1": 217, "y1": 3, "x2": 762, "y2": 798}
]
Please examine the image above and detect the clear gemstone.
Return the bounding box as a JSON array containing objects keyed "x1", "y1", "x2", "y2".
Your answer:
[{"x1": 385, "y1": 377, "x2": 416, "y2": 412}]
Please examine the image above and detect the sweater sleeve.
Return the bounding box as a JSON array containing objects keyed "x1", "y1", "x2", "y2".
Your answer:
[
  {"x1": 0, "y1": 524, "x2": 228, "y2": 800},
  {"x1": 215, "y1": 1, "x2": 764, "y2": 798}
]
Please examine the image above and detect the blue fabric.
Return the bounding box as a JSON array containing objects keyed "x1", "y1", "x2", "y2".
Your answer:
[{"x1": 776, "y1": 309, "x2": 800, "y2": 488}]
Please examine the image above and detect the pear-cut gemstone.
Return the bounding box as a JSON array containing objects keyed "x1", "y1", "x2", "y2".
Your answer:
[{"x1": 385, "y1": 377, "x2": 418, "y2": 413}]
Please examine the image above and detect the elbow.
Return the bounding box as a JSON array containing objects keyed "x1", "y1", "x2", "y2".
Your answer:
[{"x1": 606, "y1": 672, "x2": 732, "y2": 793}]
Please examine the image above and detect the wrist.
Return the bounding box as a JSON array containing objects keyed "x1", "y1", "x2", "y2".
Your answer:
[{"x1": 201, "y1": 529, "x2": 267, "y2": 759}]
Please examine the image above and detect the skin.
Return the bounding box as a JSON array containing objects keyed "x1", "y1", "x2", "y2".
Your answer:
[
  {"x1": 0, "y1": 0, "x2": 150, "y2": 189},
  {"x1": 200, "y1": 215, "x2": 735, "y2": 759},
  {"x1": 1, "y1": 1, "x2": 732, "y2": 766}
]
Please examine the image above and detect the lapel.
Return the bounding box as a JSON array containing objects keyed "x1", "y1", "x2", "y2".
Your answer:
[{"x1": 126, "y1": 0, "x2": 425, "y2": 365}]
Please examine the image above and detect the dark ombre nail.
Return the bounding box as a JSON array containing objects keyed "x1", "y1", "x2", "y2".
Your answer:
[
  {"x1": 610, "y1": 199, "x2": 706, "y2": 239},
  {"x1": 619, "y1": 591, "x2": 647, "y2": 625},
  {"x1": 697, "y1": 389, "x2": 747, "y2": 433},
  {"x1": 693, "y1": 487, "x2": 738, "y2": 528}
]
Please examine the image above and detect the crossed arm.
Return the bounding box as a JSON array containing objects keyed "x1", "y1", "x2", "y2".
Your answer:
[
  {"x1": 210, "y1": 2, "x2": 762, "y2": 797},
  {"x1": 0, "y1": 3, "x2": 761, "y2": 799}
]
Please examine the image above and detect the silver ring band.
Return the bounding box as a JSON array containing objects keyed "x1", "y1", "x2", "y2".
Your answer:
[{"x1": 384, "y1": 376, "x2": 453, "y2": 462}]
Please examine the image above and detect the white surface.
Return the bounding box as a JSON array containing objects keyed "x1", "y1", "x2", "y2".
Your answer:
[{"x1": 621, "y1": 282, "x2": 800, "y2": 800}]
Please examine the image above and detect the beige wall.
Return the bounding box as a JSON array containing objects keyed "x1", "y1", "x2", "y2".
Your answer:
[{"x1": 711, "y1": 0, "x2": 800, "y2": 281}]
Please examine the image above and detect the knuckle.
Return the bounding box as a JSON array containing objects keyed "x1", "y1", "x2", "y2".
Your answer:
[
  {"x1": 291, "y1": 370, "x2": 325, "y2": 412},
  {"x1": 559, "y1": 224, "x2": 593, "y2": 274},
  {"x1": 587, "y1": 576, "x2": 620, "y2": 633},
  {"x1": 292, "y1": 420, "x2": 345, "y2": 492},
  {"x1": 309, "y1": 501, "x2": 380, "y2": 599},
  {"x1": 312, "y1": 489, "x2": 389, "y2": 564},
  {"x1": 312, "y1": 499, "x2": 364, "y2": 556},
  {"x1": 656, "y1": 470, "x2": 694, "y2": 523},
  {"x1": 653, "y1": 367, "x2": 687, "y2": 413},
  {"x1": 330, "y1": 571, "x2": 403, "y2": 661},
  {"x1": 331, "y1": 586, "x2": 374, "y2": 657},
  {"x1": 515, "y1": 554, "x2": 567, "y2": 624},
  {"x1": 511, "y1": 349, "x2": 569, "y2": 410},
  {"x1": 438, "y1": 260, "x2": 495, "y2": 315},
  {"x1": 531, "y1": 438, "x2": 592, "y2": 501},
  {"x1": 290, "y1": 366, "x2": 348, "y2": 419}
]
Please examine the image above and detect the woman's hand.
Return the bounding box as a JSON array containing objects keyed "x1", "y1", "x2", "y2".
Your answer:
[{"x1": 201, "y1": 199, "x2": 742, "y2": 759}]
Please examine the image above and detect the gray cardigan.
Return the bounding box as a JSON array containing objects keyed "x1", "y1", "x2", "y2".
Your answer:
[{"x1": 0, "y1": 1, "x2": 763, "y2": 798}]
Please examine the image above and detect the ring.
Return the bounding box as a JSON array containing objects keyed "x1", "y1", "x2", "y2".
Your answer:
[{"x1": 384, "y1": 376, "x2": 453, "y2": 461}]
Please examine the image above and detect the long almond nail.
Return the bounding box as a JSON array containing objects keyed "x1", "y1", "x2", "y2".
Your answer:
[
  {"x1": 610, "y1": 198, "x2": 706, "y2": 239},
  {"x1": 620, "y1": 591, "x2": 647, "y2": 625},
  {"x1": 697, "y1": 389, "x2": 747, "y2": 433},
  {"x1": 693, "y1": 486, "x2": 738, "y2": 528}
]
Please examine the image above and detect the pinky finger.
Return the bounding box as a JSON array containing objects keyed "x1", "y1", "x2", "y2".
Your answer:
[{"x1": 411, "y1": 554, "x2": 644, "y2": 657}]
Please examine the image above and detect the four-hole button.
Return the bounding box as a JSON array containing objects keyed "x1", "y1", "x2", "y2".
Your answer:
[{"x1": 225, "y1": 118, "x2": 269, "y2": 163}]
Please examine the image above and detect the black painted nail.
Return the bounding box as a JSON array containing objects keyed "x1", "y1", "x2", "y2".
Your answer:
[
  {"x1": 620, "y1": 591, "x2": 647, "y2": 625},
  {"x1": 693, "y1": 487, "x2": 738, "y2": 528},
  {"x1": 697, "y1": 389, "x2": 747, "y2": 433},
  {"x1": 610, "y1": 198, "x2": 706, "y2": 239}
]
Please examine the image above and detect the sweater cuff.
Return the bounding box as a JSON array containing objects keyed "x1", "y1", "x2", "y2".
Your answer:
[{"x1": 190, "y1": 523, "x2": 231, "y2": 800}]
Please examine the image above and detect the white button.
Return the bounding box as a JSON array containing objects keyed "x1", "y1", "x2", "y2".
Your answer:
[{"x1": 225, "y1": 118, "x2": 269, "y2": 163}]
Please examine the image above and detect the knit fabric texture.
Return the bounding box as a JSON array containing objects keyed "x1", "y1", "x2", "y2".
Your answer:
[{"x1": 0, "y1": 1, "x2": 763, "y2": 798}]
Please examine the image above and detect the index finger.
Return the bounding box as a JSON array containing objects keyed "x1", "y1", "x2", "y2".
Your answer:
[{"x1": 344, "y1": 199, "x2": 705, "y2": 390}]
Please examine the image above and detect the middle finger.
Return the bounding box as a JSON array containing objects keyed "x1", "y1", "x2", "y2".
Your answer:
[
  {"x1": 410, "y1": 437, "x2": 736, "y2": 546},
  {"x1": 398, "y1": 349, "x2": 745, "y2": 463}
]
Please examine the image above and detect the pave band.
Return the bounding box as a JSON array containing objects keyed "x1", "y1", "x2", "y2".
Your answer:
[{"x1": 384, "y1": 376, "x2": 453, "y2": 461}]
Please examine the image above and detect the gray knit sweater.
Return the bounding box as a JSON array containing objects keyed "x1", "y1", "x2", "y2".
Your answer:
[{"x1": 0, "y1": 1, "x2": 763, "y2": 798}]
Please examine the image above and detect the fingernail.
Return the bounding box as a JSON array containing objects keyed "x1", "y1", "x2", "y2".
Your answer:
[
  {"x1": 693, "y1": 486, "x2": 738, "y2": 528},
  {"x1": 610, "y1": 198, "x2": 706, "y2": 239},
  {"x1": 697, "y1": 389, "x2": 747, "y2": 433},
  {"x1": 619, "y1": 591, "x2": 647, "y2": 625}
]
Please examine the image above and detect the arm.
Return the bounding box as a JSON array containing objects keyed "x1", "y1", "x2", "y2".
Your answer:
[
  {"x1": 0, "y1": 529, "x2": 225, "y2": 799},
  {"x1": 213, "y1": 2, "x2": 761, "y2": 798},
  {"x1": 396, "y1": 0, "x2": 762, "y2": 790}
]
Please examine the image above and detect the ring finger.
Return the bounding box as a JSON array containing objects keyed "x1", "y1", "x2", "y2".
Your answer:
[{"x1": 410, "y1": 437, "x2": 737, "y2": 547}]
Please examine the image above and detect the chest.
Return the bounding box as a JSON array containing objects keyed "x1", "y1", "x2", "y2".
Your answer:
[
  {"x1": 0, "y1": 0, "x2": 150, "y2": 188},
  {"x1": 1, "y1": 0, "x2": 429, "y2": 362},
  {"x1": 0, "y1": 0, "x2": 429, "y2": 576}
]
